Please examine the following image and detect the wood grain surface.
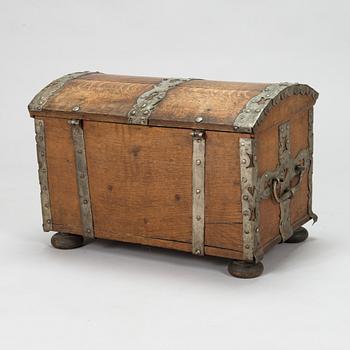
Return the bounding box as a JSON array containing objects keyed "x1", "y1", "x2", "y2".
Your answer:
[{"x1": 31, "y1": 73, "x2": 268, "y2": 132}]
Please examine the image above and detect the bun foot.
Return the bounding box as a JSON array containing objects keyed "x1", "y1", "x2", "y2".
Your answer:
[
  {"x1": 228, "y1": 260, "x2": 264, "y2": 279},
  {"x1": 285, "y1": 227, "x2": 308, "y2": 243},
  {"x1": 51, "y1": 232, "x2": 84, "y2": 249}
]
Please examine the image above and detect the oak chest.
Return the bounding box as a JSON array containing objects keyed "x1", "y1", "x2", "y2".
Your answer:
[{"x1": 28, "y1": 72, "x2": 318, "y2": 278}]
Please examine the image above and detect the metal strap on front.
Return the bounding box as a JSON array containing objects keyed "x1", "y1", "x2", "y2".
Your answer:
[
  {"x1": 128, "y1": 78, "x2": 192, "y2": 125},
  {"x1": 34, "y1": 119, "x2": 52, "y2": 232},
  {"x1": 239, "y1": 138, "x2": 262, "y2": 261},
  {"x1": 68, "y1": 120, "x2": 95, "y2": 239},
  {"x1": 192, "y1": 130, "x2": 206, "y2": 256}
]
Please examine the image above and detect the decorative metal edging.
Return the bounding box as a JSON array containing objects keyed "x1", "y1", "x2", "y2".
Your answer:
[
  {"x1": 28, "y1": 71, "x2": 94, "y2": 112},
  {"x1": 68, "y1": 120, "x2": 95, "y2": 239},
  {"x1": 128, "y1": 78, "x2": 192, "y2": 125},
  {"x1": 233, "y1": 83, "x2": 319, "y2": 133},
  {"x1": 192, "y1": 130, "x2": 206, "y2": 256},
  {"x1": 308, "y1": 108, "x2": 318, "y2": 223},
  {"x1": 34, "y1": 119, "x2": 52, "y2": 232},
  {"x1": 239, "y1": 137, "x2": 262, "y2": 261}
]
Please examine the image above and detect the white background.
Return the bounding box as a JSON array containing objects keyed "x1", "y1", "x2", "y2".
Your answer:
[{"x1": 0, "y1": 1, "x2": 349, "y2": 349}]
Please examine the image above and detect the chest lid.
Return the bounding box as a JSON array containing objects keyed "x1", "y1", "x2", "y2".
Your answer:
[{"x1": 28, "y1": 72, "x2": 318, "y2": 133}]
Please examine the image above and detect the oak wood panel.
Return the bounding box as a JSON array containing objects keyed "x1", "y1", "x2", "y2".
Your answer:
[
  {"x1": 256, "y1": 96, "x2": 315, "y2": 250},
  {"x1": 150, "y1": 81, "x2": 268, "y2": 130},
  {"x1": 205, "y1": 246, "x2": 243, "y2": 260},
  {"x1": 205, "y1": 131, "x2": 243, "y2": 251},
  {"x1": 84, "y1": 122, "x2": 193, "y2": 243},
  {"x1": 45, "y1": 79, "x2": 158, "y2": 120},
  {"x1": 44, "y1": 117, "x2": 82, "y2": 234}
]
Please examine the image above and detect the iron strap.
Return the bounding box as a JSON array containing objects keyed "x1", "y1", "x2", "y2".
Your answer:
[
  {"x1": 233, "y1": 83, "x2": 318, "y2": 133},
  {"x1": 257, "y1": 122, "x2": 311, "y2": 242},
  {"x1": 34, "y1": 119, "x2": 52, "y2": 232},
  {"x1": 29, "y1": 72, "x2": 94, "y2": 112},
  {"x1": 68, "y1": 120, "x2": 95, "y2": 239},
  {"x1": 192, "y1": 130, "x2": 206, "y2": 256},
  {"x1": 128, "y1": 78, "x2": 192, "y2": 125},
  {"x1": 239, "y1": 138, "x2": 262, "y2": 261}
]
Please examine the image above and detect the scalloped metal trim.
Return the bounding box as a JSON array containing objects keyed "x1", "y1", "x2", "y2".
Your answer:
[
  {"x1": 128, "y1": 78, "x2": 192, "y2": 125},
  {"x1": 28, "y1": 71, "x2": 94, "y2": 112},
  {"x1": 233, "y1": 83, "x2": 319, "y2": 133}
]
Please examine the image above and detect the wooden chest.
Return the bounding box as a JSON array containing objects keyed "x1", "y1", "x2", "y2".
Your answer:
[{"x1": 28, "y1": 72, "x2": 318, "y2": 278}]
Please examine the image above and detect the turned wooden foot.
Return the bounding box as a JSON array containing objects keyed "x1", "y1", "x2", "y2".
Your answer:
[
  {"x1": 51, "y1": 232, "x2": 84, "y2": 249},
  {"x1": 228, "y1": 260, "x2": 264, "y2": 279},
  {"x1": 285, "y1": 227, "x2": 308, "y2": 243}
]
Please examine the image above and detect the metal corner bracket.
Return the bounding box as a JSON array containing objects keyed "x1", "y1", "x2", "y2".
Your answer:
[
  {"x1": 34, "y1": 119, "x2": 53, "y2": 232},
  {"x1": 192, "y1": 130, "x2": 206, "y2": 256},
  {"x1": 239, "y1": 137, "x2": 262, "y2": 261},
  {"x1": 68, "y1": 119, "x2": 95, "y2": 239}
]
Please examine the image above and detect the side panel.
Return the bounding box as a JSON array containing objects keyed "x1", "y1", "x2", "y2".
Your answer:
[
  {"x1": 256, "y1": 95, "x2": 315, "y2": 249},
  {"x1": 44, "y1": 117, "x2": 83, "y2": 234},
  {"x1": 205, "y1": 131, "x2": 243, "y2": 254}
]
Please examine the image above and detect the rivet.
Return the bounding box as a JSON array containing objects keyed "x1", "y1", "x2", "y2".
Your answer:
[
  {"x1": 77, "y1": 150, "x2": 83, "y2": 154},
  {"x1": 196, "y1": 189, "x2": 201, "y2": 194},
  {"x1": 243, "y1": 195, "x2": 248, "y2": 200},
  {"x1": 244, "y1": 231, "x2": 250, "y2": 235},
  {"x1": 143, "y1": 110, "x2": 149, "y2": 115},
  {"x1": 243, "y1": 210, "x2": 249, "y2": 216},
  {"x1": 234, "y1": 126, "x2": 239, "y2": 131},
  {"x1": 45, "y1": 203, "x2": 49, "y2": 208},
  {"x1": 241, "y1": 142, "x2": 245, "y2": 146},
  {"x1": 141, "y1": 103, "x2": 147, "y2": 108},
  {"x1": 196, "y1": 215, "x2": 201, "y2": 221},
  {"x1": 256, "y1": 227, "x2": 260, "y2": 233},
  {"x1": 87, "y1": 229, "x2": 91, "y2": 233},
  {"x1": 47, "y1": 219, "x2": 51, "y2": 224},
  {"x1": 245, "y1": 244, "x2": 250, "y2": 249},
  {"x1": 255, "y1": 109, "x2": 260, "y2": 112},
  {"x1": 266, "y1": 94, "x2": 270, "y2": 97},
  {"x1": 265, "y1": 174, "x2": 269, "y2": 178},
  {"x1": 72, "y1": 106, "x2": 80, "y2": 112},
  {"x1": 196, "y1": 159, "x2": 201, "y2": 165},
  {"x1": 195, "y1": 249, "x2": 201, "y2": 255},
  {"x1": 245, "y1": 109, "x2": 250, "y2": 113},
  {"x1": 83, "y1": 199, "x2": 88, "y2": 204},
  {"x1": 195, "y1": 116, "x2": 203, "y2": 123},
  {"x1": 242, "y1": 159, "x2": 247, "y2": 164},
  {"x1": 41, "y1": 152, "x2": 45, "y2": 156},
  {"x1": 131, "y1": 110, "x2": 136, "y2": 115}
]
